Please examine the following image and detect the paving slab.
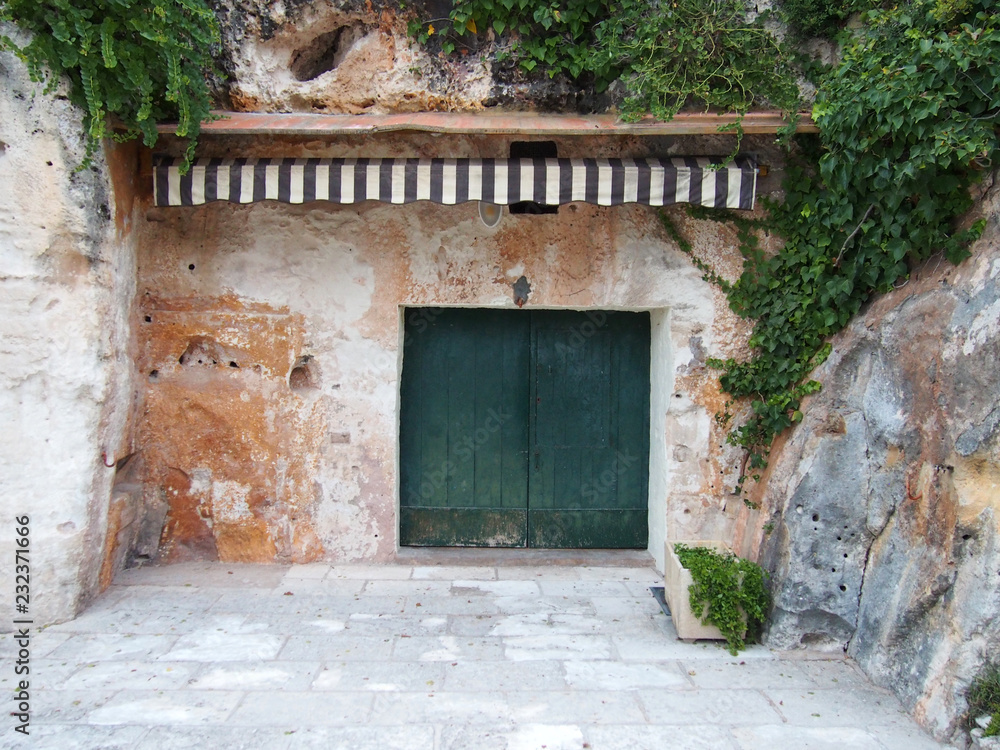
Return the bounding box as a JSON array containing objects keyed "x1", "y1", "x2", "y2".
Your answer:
[
  {"x1": 444, "y1": 659, "x2": 567, "y2": 692},
  {"x1": 188, "y1": 661, "x2": 320, "y2": 691},
  {"x1": 279, "y1": 634, "x2": 395, "y2": 661},
  {"x1": 391, "y1": 634, "x2": 507, "y2": 662},
  {"x1": 367, "y1": 691, "x2": 511, "y2": 725},
  {"x1": 311, "y1": 660, "x2": 447, "y2": 691},
  {"x1": 160, "y1": 631, "x2": 285, "y2": 662},
  {"x1": 86, "y1": 689, "x2": 243, "y2": 726},
  {"x1": 326, "y1": 564, "x2": 415, "y2": 580},
  {"x1": 16, "y1": 558, "x2": 954, "y2": 749},
  {"x1": 636, "y1": 687, "x2": 784, "y2": 726},
  {"x1": 133, "y1": 726, "x2": 297, "y2": 750},
  {"x1": 508, "y1": 689, "x2": 647, "y2": 725},
  {"x1": 62, "y1": 661, "x2": 198, "y2": 691},
  {"x1": 585, "y1": 723, "x2": 739, "y2": 750},
  {"x1": 18, "y1": 724, "x2": 151, "y2": 750},
  {"x1": 46, "y1": 633, "x2": 179, "y2": 663},
  {"x1": 439, "y1": 723, "x2": 586, "y2": 750},
  {"x1": 229, "y1": 691, "x2": 373, "y2": 727},
  {"x1": 563, "y1": 660, "x2": 691, "y2": 690},
  {"x1": 503, "y1": 634, "x2": 615, "y2": 662},
  {"x1": 274, "y1": 725, "x2": 436, "y2": 750},
  {"x1": 730, "y1": 724, "x2": 883, "y2": 750}
]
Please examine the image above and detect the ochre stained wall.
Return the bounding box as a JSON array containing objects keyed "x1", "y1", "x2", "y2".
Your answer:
[{"x1": 134, "y1": 132, "x2": 785, "y2": 565}]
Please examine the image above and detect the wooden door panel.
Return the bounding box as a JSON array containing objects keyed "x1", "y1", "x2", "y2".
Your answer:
[
  {"x1": 399, "y1": 308, "x2": 530, "y2": 546},
  {"x1": 400, "y1": 308, "x2": 648, "y2": 548},
  {"x1": 529, "y1": 311, "x2": 649, "y2": 547}
]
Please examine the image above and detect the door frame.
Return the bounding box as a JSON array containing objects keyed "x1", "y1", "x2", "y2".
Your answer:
[{"x1": 394, "y1": 305, "x2": 671, "y2": 559}]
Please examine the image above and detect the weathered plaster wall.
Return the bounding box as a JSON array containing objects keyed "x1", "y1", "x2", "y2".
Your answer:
[
  {"x1": 752, "y1": 171, "x2": 1000, "y2": 741},
  {"x1": 135, "y1": 133, "x2": 782, "y2": 567},
  {"x1": 0, "y1": 48, "x2": 138, "y2": 627}
]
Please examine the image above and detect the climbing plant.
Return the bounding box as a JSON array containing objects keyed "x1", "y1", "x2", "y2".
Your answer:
[
  {"x1": 674, "y1": 543, "x2": 770, "y2": 655},
  {"x1": 589, "y1": 0, "x2": 801, "y2": 133},
  {"x1": 0, "y1": 0, "x2": 221, "y2": 168},
  {"x1": 408, "y1": 0, "x2": 802, "y2": 146},
  {"x1": 778, "y1": 0, "x2": 879, "y2": 39},
  {"x1": 678, "y1": 0, "x2": 1000, "y2": 493}
]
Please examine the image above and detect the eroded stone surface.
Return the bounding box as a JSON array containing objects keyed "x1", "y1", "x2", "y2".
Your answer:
[
  {"x1": 754, "y1": 171, "x2": 1000, "y2": 742},
  {"x1": 210, "y1": 0, "x2": 607, "y2": 115},
  {"x1": 0, "y1": 46, "x2": 137, "y2": 627}
]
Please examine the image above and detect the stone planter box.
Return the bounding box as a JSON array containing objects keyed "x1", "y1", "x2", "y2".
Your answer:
[{"x1": 664, "y1": 540, "x2": 742, "y2": 642}]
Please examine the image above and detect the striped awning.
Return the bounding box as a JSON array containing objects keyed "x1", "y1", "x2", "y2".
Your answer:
[{"x1": 153, "y1": 156, "x2": 757, "y2": 210}]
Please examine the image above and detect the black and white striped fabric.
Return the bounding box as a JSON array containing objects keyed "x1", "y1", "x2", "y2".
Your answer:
[{"x1": 153, "y1": 156, "x2": 757, "y2": 210}]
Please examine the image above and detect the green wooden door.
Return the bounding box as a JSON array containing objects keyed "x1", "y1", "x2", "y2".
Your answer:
[
  {"x1": 528, "y1": 311, "x2": 650, "y2": 547},
  {"x1": 399, "y1": 308, "x2": 649, "y2": 548},
  {"x1": 399, "y1": 309, "x2": 531, "y2": 546}
]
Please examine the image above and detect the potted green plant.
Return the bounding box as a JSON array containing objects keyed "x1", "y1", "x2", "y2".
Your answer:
[{"x1": 664, "y1": 540, "x2": 770, "y2": 655}]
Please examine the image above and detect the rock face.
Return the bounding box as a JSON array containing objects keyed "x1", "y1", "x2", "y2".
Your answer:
[
  {"x1": 758, "y1": 173, "x2": 1000, "y2": 740},
  {"x1": 0, "y1": 48, "x2": 137, "y2": 626},
  {"x1": 209, "y1": 0, "x2": 608, "y2": 114}
]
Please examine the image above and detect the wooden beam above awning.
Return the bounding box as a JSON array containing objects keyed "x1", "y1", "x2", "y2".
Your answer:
[
  {"x1": 156, "y1": 111, "x2": 816, "y2": 137},
  {"x1": 153, "y1": 156, "x2": 758, "y2": 210}
]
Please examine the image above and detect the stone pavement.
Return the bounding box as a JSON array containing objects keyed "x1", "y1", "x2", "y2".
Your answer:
[{"x1": 1, "y1": 556, "x2": 954, "y2": 749}]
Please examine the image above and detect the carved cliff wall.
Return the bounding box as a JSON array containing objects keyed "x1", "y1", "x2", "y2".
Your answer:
[
  {"x1": 750, "y1": 172, "x2": 1000, "y2": 741},
  {"x1": 0, "y1": 48, "x2": 139, "y2": 626}
]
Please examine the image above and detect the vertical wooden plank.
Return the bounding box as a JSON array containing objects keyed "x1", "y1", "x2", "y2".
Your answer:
[
  {"x1": 473, "y1": 310, "x2": 503, "y2": 509},
  {"x1": 399, "y1": 309, "x2": 423, "y2": 509},
  {"x1": 445, "y1": 312, "x2": 476, "y2": 506},
  {"x1": 500, "y1": 312, "x2": 530, "y2": 511},
  {"x1": 614, "y1": 312, "x2": 651, "y2": 511},
  {"x1": 418, "y1": 310, "x2": 452, "y2": 509}
]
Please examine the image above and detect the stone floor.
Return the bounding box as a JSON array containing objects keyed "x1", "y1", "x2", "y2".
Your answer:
[{"x1": 1, "y1": 556, "x2": 955, "y2": 749}]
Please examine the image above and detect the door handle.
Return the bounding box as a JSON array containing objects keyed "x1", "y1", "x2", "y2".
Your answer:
[{"x1": 534, "y1": 451, "x2": 540, "y2": 471}]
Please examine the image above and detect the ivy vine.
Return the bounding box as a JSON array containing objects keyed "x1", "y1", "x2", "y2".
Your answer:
[
  {"x1": 407, "y1": 0, "x2": 802, "y2": 149},
  {"x1": 679, "y1": 0, "x2": 999, "y2": 493},
  {"x1": 674, "y1": 543, "x2": 770, "y2": 655},
  {"x1": 0, "y1": 0, "x2": 221, "y2": 168}
]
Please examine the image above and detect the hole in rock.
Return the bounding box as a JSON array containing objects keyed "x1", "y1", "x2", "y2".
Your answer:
[
  {"x1": 812, "y1": 513, "x2": 820, "y2": 522},
  {"x1": 188, "y1": 263, "x2": 196, "y2": 270},
  {"x1": 290, "y1": 25, "x2": 366, "y2": 81},
  {"x1": 839, "y1": 585, "x2": 847, "y2": 592},
  {"x1": 289, "y1": 356, "x2": 320, "y2": 392},
  {"x1": 149, "y1": 370, "x2": 159, "y2": 381},
  {"x1": 144, "y1": 315, "x2": 152, "y2": 323},
  {"x1": 179, "y1": 337, "x2": 244, "y2": 369}
]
